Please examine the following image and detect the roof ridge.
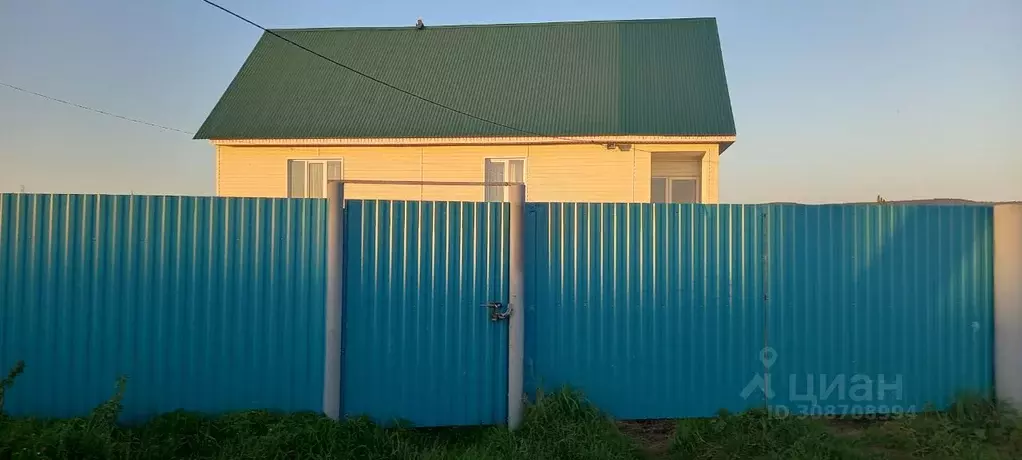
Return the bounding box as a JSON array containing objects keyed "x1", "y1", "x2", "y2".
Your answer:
[{"x1": 268, "y1": 17, "x2": 717, "y2": 33}]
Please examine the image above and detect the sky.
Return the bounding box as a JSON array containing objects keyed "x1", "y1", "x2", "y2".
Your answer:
[{"x1": 0, "y1": 0, "x2": 1019, "y2": 203}]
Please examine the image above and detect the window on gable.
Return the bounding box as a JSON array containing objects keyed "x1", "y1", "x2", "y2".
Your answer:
[
  {"x1": 484, "y1": 158, "x2": 525, "y2": 202},
  {"x1": 288, "y1": 160, "x2": 343, "y2": 198},
  {"x1": 651, "y1": 177, "x2": 700, "y2": 203}
]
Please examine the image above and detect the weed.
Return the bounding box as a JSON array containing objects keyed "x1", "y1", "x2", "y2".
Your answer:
[
  {"x1": 0, "y1": 375, "x2": 129, "y2": 460},
  {"x1": 0, "y1": 360, "x2": 26, "y2": 415}
]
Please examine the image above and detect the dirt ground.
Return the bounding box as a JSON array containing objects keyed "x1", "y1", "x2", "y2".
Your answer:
[{"x1": 617, "y1": 420, "x2": 677, "y2": 458}]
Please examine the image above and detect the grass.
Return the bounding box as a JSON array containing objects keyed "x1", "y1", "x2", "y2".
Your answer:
[
  {"x1": 850, "y1": 395, "x2": 1022, "y2": 459},
  {"x1": 671, "y1": 408, "x2": 875, "y2": 459},
  {"x1": 2, "y1": 363, "x2": 1020, "y2": 459},
  {"x1": 667, "y1": 397, "x2": 1022, "y2": 460},
  {"x1": 0, "y1": 383, "x2": 642, "y2": 460}
]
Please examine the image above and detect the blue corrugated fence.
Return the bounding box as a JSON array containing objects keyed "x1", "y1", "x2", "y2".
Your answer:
[
  {"x1": 0, "y1": 195, "x2": 996, "y2": 425},
  {"x1": 763, "y1": 205, "x2": 993, "y2": 415},
  {"x1": 525, "y1": 203, "x2": 767, "y2": 419},
  {"x1": 525, "y1": 203, "x2": 994, "y2": 419},
  {"x1": 342, "y1": 200, "x2": 509, "y2": 426},
  {"x1": 0, "y1": 194, "x2": 327, "y2": 420}
]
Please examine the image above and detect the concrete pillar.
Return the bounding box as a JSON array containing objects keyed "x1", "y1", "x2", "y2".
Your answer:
[
  {"x1": 995, "y1": 204, "x2": 1022, "y2": 407},
  {"x1": 508, "y1": 184, "x2": 525, "y2": 429},
  {"x1": 324, "y1": 181, "x2": 345, "y2": 419}
]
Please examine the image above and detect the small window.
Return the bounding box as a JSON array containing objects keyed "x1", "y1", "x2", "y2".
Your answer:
[
  {"x1": 288, "y1": 160, "x2": 342, "y2": 198},
  {"x1": 651, "y1": 177, "x2": 700, "y2": 203},
  {"x1": 484, "y1": 158, "x2": 525, "y2": 202}
]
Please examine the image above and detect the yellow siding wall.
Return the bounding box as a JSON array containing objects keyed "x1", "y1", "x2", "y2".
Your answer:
[
  {"x1": 703, "y1": 145, "x2": 720, "y2": 203},
  {"x1": 215, "y1": 142, "x2": 719, "y2": 203},
  {"x1": 419, "y1": 146, "x2": 527, "y2": 201},
  {"x1": 526, "y1": 145, "x2": 647, "y2": 202}
]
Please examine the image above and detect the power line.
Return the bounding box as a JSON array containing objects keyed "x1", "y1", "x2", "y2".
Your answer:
[
  {"x1": 0, "y1": 81, "x2": 194, "y2": 135},
  {"x1": 199, "y1": 0, "x2": 637, "y2": 148}
]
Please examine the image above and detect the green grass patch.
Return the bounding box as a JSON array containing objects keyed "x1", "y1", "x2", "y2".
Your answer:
[
  {"x1": 851, "y1": 395, "x2": 1022, "y2": 459},
  {"x1": 670, "y1": 408, "x2": 877, "y2": 460},
  {"x1": 3, "y1": 359, "x2": 1020, "y2": 459},
  {"x1": 668, "y1": 397, "x2": 1022, "y2": 460},
  {"x1": 0, "y1": 384, "x2": 643, "y2": 460}
]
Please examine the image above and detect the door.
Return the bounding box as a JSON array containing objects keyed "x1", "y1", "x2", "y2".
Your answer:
[{"x1": 341, "y1": 200, "x2": 509, "y2": 427}]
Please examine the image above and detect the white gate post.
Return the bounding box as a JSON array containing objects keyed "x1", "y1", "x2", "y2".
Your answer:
[
  {"x1": 508, "y1": 184, "x2": 526, "y2": 429},
  {"x1": 324, "y1": 181, "x2": 345, "y2": 419},
  {"x1": 995, "y1": 204, "x2": 1022, "y2": 407}
]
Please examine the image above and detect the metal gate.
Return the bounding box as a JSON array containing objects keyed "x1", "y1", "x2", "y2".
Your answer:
[{"x1": 339, "y1": 199, "x2": 511, "y2": 427}]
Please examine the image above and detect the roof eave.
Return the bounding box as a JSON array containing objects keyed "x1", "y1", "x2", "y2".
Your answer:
[{"x1": 207, "y1": 134, "x2": 736, "y2": 147}]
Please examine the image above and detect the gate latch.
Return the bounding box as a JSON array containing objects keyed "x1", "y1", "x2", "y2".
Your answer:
[{"x1": 482, "y1": 301, "x2": 512, "y2": 321}]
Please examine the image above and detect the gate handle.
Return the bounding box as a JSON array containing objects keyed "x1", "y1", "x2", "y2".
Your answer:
[{"x1": 482, "y1": 302, "x2": 512, "y2": 321}]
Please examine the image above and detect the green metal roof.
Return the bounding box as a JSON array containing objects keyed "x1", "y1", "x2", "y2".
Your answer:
[{"x1": 195, "y1": 18, "x2": 736, "y2": 140}]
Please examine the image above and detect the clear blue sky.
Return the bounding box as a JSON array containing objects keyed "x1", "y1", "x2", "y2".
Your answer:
[{"x1": 1, "y1": 0, "x2": 1019, "y2": 203}]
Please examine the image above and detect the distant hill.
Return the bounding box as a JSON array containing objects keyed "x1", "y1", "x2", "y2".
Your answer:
[
  {"x1": 873, "y1": 198, "x2": 1017, "y2": 206},
  {"x1": 757, "y1": 199, "x2": 1022, "y2": 206}
]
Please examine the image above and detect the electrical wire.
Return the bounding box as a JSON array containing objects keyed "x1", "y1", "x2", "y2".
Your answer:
[
  {"x1": 199, "y1": 0, "x2": 653, "y2": 150},
  {"x1": 0, "y1": 81, "x2": 195, "y2": 135}
]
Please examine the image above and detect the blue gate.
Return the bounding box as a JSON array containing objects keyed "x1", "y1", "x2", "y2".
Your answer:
[{"x1": 341, "y1": 200, "x2": 509, "y2": 427}]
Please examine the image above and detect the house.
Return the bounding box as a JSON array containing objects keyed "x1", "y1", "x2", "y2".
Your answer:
[{"x1": 195, "y1": 18, "x2": 736, "y2": 203}]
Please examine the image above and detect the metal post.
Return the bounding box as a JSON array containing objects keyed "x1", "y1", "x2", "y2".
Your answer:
[
  {"x1": 995, "y1": 204, "x2": 1022, "y2": 408},
  {"x1": 324, "y1": 181, "x2": 345, "y2": 419},
  {"x1": 507, "y1": 184, "x2": 525, "y2": 429}
]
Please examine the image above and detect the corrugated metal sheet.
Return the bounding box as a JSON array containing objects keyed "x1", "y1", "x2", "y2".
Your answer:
[
  {"x1": 2, "y1": 196, "x2": 995, "y2": 424},
  {"x1": 525, "y1": 203, "x2": 767, "y2": 419},
  {"x1": 764, "y1": 205, "x2": 994, "y2": 415},
  {"x1": 194, "y1": 19, "x2": 735, "y2": 140},
  {"x1": 525, "y1": 203, "x2": 994, "y2": 420},
  {"x1": 342, "y1": 200, "x2": 509, "y2": 427},
  {"x1": 0, "y1": 194, "x2": 327, "y2": 420}
]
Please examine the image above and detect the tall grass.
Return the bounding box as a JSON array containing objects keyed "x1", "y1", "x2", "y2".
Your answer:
[
  {"x1": 0, "y1": 371, "x2": 643, "y2": 460},
  {"x1": 3, "y1": 359, "x2": 1021, "y2": 459}
]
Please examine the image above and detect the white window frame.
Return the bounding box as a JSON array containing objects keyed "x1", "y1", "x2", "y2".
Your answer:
[
  {"x1": 287, "y1": 159, "x2": 343, "y2": 198},
  {"x1": 651, "y1": 176, "x2": 701, "y2": 203},
  {"x1": 483, "y1": 157, "x2": 527, "y2": 202}
]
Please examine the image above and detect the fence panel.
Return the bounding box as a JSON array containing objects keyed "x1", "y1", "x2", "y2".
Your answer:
[
  {"x1": 0, "y1": 194, "x2": 327, "y2": 420},
  {"x1": 1, "y1": 195, "x2": 996, "y2": 424},
  {"x1": 342, "y1": 200, "x2": 509, "y2": 427},
  {"x1": 764, "y1": 205, "x2": 994, "y2": 415},
  {"x1": 525, "y1": 203, "x2": 768, "y2": 419},
  {"x1": 525, "y1": 202, "x2": 995, "y2": 420}
]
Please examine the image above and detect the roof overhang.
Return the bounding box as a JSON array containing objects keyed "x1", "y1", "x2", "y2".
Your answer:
[{"x1": 210, "y1": 135, "x2": 736, "y2": 148}]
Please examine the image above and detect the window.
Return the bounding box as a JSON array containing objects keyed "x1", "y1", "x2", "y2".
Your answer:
[
  {"x1": 651, "y1": 177, "x2": 700, "y2": 203},
  {"x1": 484, "y1": 158, "x2": 525, "y2": 202},
  {"x1": 288, "y1": 160, "x2": 342, "y2": 198}
]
